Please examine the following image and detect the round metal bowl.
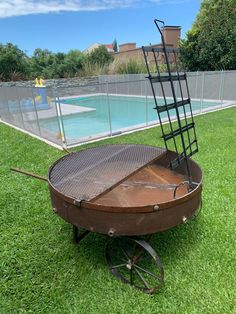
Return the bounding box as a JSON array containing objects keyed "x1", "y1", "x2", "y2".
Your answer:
[{"x1": 48, "y1": 144, "x2": 202, "y2": 236}]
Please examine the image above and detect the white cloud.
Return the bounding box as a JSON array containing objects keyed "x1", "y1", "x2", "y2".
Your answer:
[{"x1": 0, "y1": 0, "x2": 195, "y2": 19}]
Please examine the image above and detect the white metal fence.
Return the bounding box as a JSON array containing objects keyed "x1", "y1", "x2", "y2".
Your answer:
[{"x1": 0, "y1": 71, "x2": 235, "y2": 148}]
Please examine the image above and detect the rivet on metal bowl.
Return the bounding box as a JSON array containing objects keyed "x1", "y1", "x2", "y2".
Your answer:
[
  {"x1": 182, "y1": 216, "x2": 187, "y2": 223},
  {"x1": 154, "y1": 205, "x2": 159, "y2": 211},
  {"x1": 108, "y1": 228, "x2": 115, "y2": 237},
  {"x1": 63, "y1": 203, "x2": 69, "y2": 209}
]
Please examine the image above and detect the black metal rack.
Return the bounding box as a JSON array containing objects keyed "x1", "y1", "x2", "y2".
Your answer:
[{"x1": 142, "y1": 19, "x2": 198, "y2": 185}]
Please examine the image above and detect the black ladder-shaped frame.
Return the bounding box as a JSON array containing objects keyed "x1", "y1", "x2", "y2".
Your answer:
[{"x1": 142, "y1": 19, "x2": 198, "y2": 186}]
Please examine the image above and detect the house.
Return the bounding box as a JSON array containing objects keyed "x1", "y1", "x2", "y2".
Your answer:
[
  {"x1": 113, "y1": 26, "x2": 181, "y2": 64},
  {"x1": 83, "y1": 43, "x2": 114, "y2": 54}
]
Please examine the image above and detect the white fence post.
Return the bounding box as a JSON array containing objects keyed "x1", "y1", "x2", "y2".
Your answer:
[
  {"x1": 55, "y1": 92, "x2": 67, "y2": 148},
  {"x1": 145, "y1": 80, "x2": 148, "y2": 126},
  {"x1": 219, "y1": 70, "x2": 225, "y2": 107},
  {"x1": 106, "y1": 82, "x2": 112, "y2": 136},
  {"x1": 16, "y1": 87, "x2": 26, "y2": 130},
  {"x1": 200, "y1": 72, "x2": 205, "y2": 113},
  {"x1": 195, "y1": 70, "x2": 199, "y2": 100},
  {"x1": 30, "y1": 87, "x2": 42, "y2": 136}
]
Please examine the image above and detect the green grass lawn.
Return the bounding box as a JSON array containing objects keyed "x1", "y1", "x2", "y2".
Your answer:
[{"x1": 0, "y1": 107, "x2": 235, "y2": 314}]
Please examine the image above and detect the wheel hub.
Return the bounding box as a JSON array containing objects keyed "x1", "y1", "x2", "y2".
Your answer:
[{"x1": 126, "y1": 260, "x2": 132, "y2": 270}]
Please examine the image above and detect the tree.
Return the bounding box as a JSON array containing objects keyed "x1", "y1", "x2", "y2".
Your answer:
[
  {"x1": 64, "y1": 50, "x2": 84, "y2": 77},
  {"x1": 86, "y1": 45, "x2": 113, "y2": 67},
  {"x1": 30, "y1": 48, "x2": 86, "y2": 79},
  {"x1": 112, "y1": 39, "x2": 118, "y2": 52},
  {"x1": 51, "y1": 52, "x2": 66, "y2": 78},
  {"x1": 30, "y1": 48, "x2": 54, "y2": 78},
  {"x1": 180, "y1": 0, "x2": 236, "y2": 71},
  {"x1": 179, "y1": 28, "x2": 201, "y2": 71},
  {"x1": 0, "y1": 43, "x2": 30, "y2": 81}
]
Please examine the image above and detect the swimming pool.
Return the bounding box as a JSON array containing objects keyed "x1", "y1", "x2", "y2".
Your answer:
[{"x1": 40, "y1": 94, "x2": 222, "y2": 145}]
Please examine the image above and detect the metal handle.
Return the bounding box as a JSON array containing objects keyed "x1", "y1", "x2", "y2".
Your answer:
[
  {"x1": 173, "y1": 180, "x2": 199, "y2": 199},
  {"x1": 173, "y1": 181, "x2": 189, "y2": 199},
  {"x1": 154, "y1": 19, "x2": 165, "y2": 40},
  {"x1": 63, "y1": 147, "x2": 71, "y2": 154},
  {"x1": 10, "y1": 167, "x2": 47, "y2": 182}
]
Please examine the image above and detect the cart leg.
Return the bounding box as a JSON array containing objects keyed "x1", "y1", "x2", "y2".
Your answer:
[
  {"x1": 72, "y1": 225, "x2": 90, "y2": 244},
  {"x1": 73, "y1": 225, "x2": 79, "y2": 243}
]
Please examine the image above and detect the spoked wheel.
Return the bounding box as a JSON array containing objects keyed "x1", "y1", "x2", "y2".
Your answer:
[{"x1": 105, "y1": 237, "x2": 164, "y2": 294}]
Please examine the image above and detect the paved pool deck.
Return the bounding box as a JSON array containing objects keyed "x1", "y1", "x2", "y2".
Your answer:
[{"x1": 24, "y1": 103, "x2": 95, "y2": 121}]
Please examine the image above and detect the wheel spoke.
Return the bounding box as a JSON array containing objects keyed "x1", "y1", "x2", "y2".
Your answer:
[
  {"x1": 118, "y1": 241, "x2": 131, "y2": 260},
  {"x1": 134, "y1": 264, "x2": 161, "y2": 281},
  {"x1": 131, "y1": 246, "x2": 145, "y2": 264},
  {"x1": 134, "y1": 267, "x2": 150, "y2": 290},
  {"x1": 111, "y1": 263, "x2": 126, "y2": 269}
]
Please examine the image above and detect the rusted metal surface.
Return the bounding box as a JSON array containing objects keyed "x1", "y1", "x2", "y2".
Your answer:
[
  {"x1": 50, "y1": 187, "x2": 201, "y2": 236},
  {"x1": 91, "y1": 164, "x2": 189, "y2": 209},
  {"x1": 48, "y1": 145, "x2": 203, "y2": 236},
  {"x1": 49, "y1": 144, "x2": 166, "y2": 202}
]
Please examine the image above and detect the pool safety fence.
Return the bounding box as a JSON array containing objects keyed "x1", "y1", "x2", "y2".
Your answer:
[{"x1": 0, "y1": 71, "x2": 236, "y2": 148}]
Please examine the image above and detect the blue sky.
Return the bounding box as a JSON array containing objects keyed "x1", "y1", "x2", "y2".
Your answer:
[{"x1": 0, "y1": 0, "x2": 201, "y2": 55}]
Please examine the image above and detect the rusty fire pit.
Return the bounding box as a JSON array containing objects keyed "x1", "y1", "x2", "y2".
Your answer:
[
  {"x1": 47, "y1": 144, "x2": 202, "y2": 293},
  {"x1": 11, "y1": 19, "x2": 203, "y2": 294}
]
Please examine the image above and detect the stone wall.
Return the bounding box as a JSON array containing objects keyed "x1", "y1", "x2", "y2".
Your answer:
[
  {"x1": 0, "y1": 76, "x2": 99, "y2": 88},
  {"x1": 0, "y1": 76, "x2": 101, "y2": 98}
]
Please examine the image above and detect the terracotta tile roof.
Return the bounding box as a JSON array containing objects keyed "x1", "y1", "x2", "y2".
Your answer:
[{"x1": 105, "y1": 44, "x2": 113, "y2": 49}]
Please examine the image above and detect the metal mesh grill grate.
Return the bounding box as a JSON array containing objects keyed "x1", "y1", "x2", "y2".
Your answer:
[{"x1": 49, "y1": 144, "x2": 166, "y2": 201}]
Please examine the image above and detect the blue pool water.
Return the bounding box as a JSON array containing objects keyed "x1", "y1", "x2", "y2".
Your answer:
[{"x1": 40, "y1": 95, "x2": 219, "y2": 144}]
